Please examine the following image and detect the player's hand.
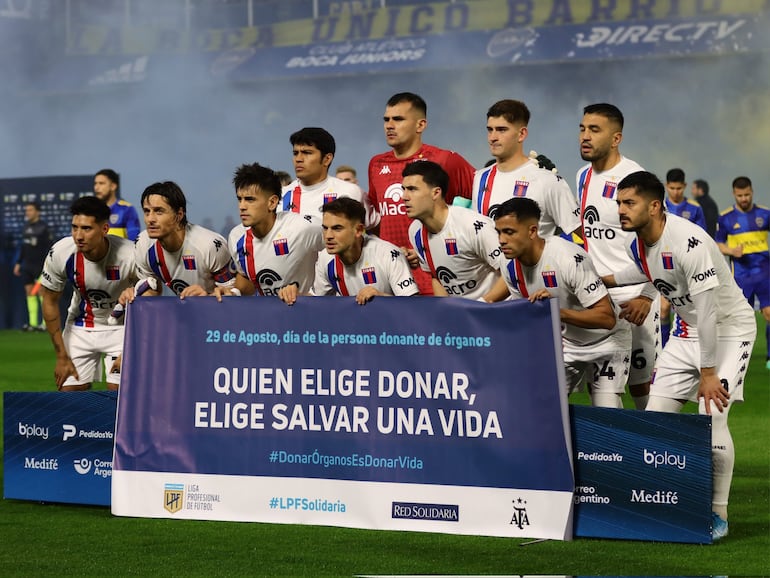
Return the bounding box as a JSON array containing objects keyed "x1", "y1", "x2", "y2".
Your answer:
[
  {"x1": 119, "y1": 287, "x2": 135, "y2": 306},
  {"x1": 13, "y1": 264, "x2": 21, "y2": 277},
  {"x1": 110, "y1": 354, "x2": 122, "y2": 375},
  {"x1": 54, "y1": 357, "x2": 79, "y2": 390},
  {"x1": 529, "y1": 150, "x2": 558, "y2": 173},
  {"x1": 213, "y1": 286, "x2": 239, "y2": 302},
  {"x1": 732, "y1": 244, "x2": 744, "y2": 258},
  {"x1": 179, "y1": 284, "x2": 207, "y2": 299},
  {"x1": 402, "y1": 246, "x2": 419, "y2": 269},
  {"x1": 618, "y1": 296, "x2": 652, "y2": 326},
  {"x1": 355, "y1": 286, "x2": 380, "y2": 305},
  {"x1": 277, "y1": 283, "x2": 300, "y2": 306},
  {"x1": 528, "y1": 288, "x2": 552, "y2": 302},
  {"x1": 698, "y1": 369, "x2": 729, "y2": 415}
]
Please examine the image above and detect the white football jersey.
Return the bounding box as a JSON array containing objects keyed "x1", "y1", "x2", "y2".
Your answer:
[
  {"x1": 280, "y1": 175, "x2": 380, "y2": 229},
  {"x1": 408, "y1": 206, "x2": 501, "y2": 300},
  {"x1": 228, "y1": 212, "x2": 323, "y2": 296},
  {"x1": 314, "y1": 235, "x2": 418, "y2": 297},
  {"x1": 473, "y1": 159, "x2": 580, "y2": 237},
  {"x1": 41, "y1": 236, "x2": 137, "y2": 329},
  {"x1": 623, "y1": 214, "x2": 755, "y2": 339},
  {"x1": 134, "y1": 224, "x2": 234, "y2": 295},
  {"x1": 502, "y1": 236, "x2": 629, "y2": 347}
]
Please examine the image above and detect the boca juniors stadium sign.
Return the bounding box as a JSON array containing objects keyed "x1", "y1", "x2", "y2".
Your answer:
[{"x1": 112, "y1": 297, "x2": 576, "y2": 540}]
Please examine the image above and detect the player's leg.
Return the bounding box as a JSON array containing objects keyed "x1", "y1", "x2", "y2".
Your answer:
[
  {"x1": 646, "y1": 337, "x2": 696, "y2": 414},
  {"x1": 59, "y1": 327, "x2": 96, "y2": 391},
  {"x1": 754, "y1": 272, "x2": 770, "y2": 369},
  {"x1": 703, "y1": 336, "x2": 754, "y2": 535},
  {"x1": 20, "y1": 270, "x2": 39, "y2": 330},
  {"x1": 581, "y1": 342, "x2": 628, "y2": 409},
  {"x1": 626, "y1": 294, "x2": 661, "y2": 410}
]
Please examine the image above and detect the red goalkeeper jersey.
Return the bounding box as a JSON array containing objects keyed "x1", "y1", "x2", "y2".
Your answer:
[{"x1": 367, "y1": 144, "x2": 475, "y2": 294}]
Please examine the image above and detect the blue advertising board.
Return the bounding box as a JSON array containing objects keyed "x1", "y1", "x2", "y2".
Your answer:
[{"x1": 3, "y1": 391, "x2": 117, "y2": 506}]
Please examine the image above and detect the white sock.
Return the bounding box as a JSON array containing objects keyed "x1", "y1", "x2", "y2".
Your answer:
[
  {"x1": 645, "y1": 396, "x2": 686, "y2": 413},
  {"x1": 631, "y1": 394, "x2": 649, "y2": 410},
  {"x1": 702, "y1": 398, "x2": 734, "y2": 518},
  {"x1": 590, "y1": 391, "x2": 623, "y2": 409}
]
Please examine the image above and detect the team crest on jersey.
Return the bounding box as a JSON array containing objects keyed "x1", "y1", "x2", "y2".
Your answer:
[
  {"x1": 323, "y1": 192, "x2": 337, "y2": 204},
  {"x1": 273, "y1": 238, "x2": 289, "y2": 256},
  {"x1": 110, "y1": 214, "x2": 119, "y2": 225},
  {"x1": 542, "y1": 270, "x2": 558, "y2": 288},
  {"x1": 362, "y1": 266, "x2": 377, "y2": 285},
  {"x1": 602, "y1": 182, "x2": 617, "y2": 198},
  {"x1": 445, "y1": 238, "x2": 458, "y2": 255},
  {"x1": 682, "y1": 211, "x2": 691, "y2": 219},
  {"x1": 757, "y1": 217, "x2": 766, "y2": 227},
  {"x1": 513, "y1": 181, "x2": 529, "y2": 197},
  {"x1": 183, "y1": 255, "x2": 197, "y2": 270},
  {"x1": 105, "y1": 266, "x2": 120, "y2": 280},
  {"x1": 662, "y1": 252, "x2": 674, "y2": 270}
]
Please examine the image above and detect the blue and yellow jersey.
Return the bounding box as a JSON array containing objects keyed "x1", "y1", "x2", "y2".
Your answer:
[
  {"x1": 665, "y1": 197, "x2": 706, "y2": 230},
  {"x1": 716, "y1": 203, "x2": 770, "y2": 277},
  {"x1": 108, "y1": 199, "x2": 141, "y2": 241}
]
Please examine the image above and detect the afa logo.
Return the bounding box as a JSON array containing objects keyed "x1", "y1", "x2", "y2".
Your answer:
[
  {"x1": 164, "y1": 483, "x2": 185, "y2": 514},
  {"x1": 510, "y1": 497, "x2": 530, "y2": 530}
]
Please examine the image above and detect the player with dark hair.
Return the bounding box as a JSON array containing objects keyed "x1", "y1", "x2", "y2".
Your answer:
[
  {"x1": 602, "y1": 170, "x2": 756, "y2": 540},
  {"x1": 716, "y1": 176, "x2": 770, "y2": 369},
  {"x1": 402, "y1": 161, "x2": 501, "y2": 300},
  {"x1": 576, "y1": 103, "x2": 659, "y2": 410},
  {"x1": 216, "y1": 162, "x2": 323, "y2": 302},
  {"x1": 304, "y1": 197, "x2": 417, "y2": 305},
  {"x1": 93, "y1": 168, "x2": 141, "y2": 241},
  {"x1": 281, "y1": 127, "x2": 377, "y2": 228},
  {"x1": 130, "y1": 181, "x2": 235, "y2": 299},
  {"x1": 493, "y1": 197, "x2": 630, "y2": 404},
  {"x1": 14, "y1": 201, "x2": 53, "y2": 331},
  {"x1": 39, "y1": 196, "x2": 137, "y2": 391},
  {"x1": 472, "y1": 99, "x2": 581, "y2": 238},
  {"x1": 368, "y1": 92, "x2": 476, "y2": 295}
]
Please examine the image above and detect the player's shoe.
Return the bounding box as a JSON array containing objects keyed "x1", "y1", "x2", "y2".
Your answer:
[
  {"x1": 21, "y1": 324, "x2": 34, "y2": 332},
  {"x1": 765, "y1": 359, "x2": 770, "y2": 370},
  {"x1": 711, "y1": 512, "x2": 729, "y2": 541}
]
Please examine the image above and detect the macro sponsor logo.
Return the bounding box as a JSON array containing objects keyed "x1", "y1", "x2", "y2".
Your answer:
[
  {"x1": 435, "y1": 266, "x2": 477, "y2": 296},
  {"x1": 643, "y1": 448, "x2": 686, "y2": 470},
  {"x1": 379, "y1": 184, "x2": 406, "y2": 216},
  {"x1": 18, "y1": 422, "x2": 48, "y2": 440},
  {"x1": 582, "y1": 205, "x2": 616, "y2": 240},
  {"x1": 392, "y1": 501, "x2": 459, "y2": 522},
  {"x1": 85, "y1": 288, "x2": 119, "y2": 310}
]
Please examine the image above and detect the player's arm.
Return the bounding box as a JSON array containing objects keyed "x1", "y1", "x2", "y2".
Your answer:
[
  {"x1": 431, "y1": 278, "x2": 448, "y2": 296},
  {"x1": 126, "y1": 207, "x2": 141, "y2": 242},
  {"x1": 691, "y1": 288, "x2": 728, "y2": 415},
  {"x1": 40, "y1": 286, "x2": 78, "y2": 389},
  {"x1": 716, "y1": 241, "x2": 742, "y2": 258},
  {"x1": 481, "y1": 276, "x2": 510, "y2": 303},
  {"x1": 561, "y1": 294, "x2": 616, "y2": 330},
  {"x1": 213, "y1": 272, "x2": 254, "y2": 301}
]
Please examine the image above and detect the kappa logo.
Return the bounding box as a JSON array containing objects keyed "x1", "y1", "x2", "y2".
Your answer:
[
  {"x1": 379, "y1": 165, "x2": 392, "y2": 175},
  {"x1": 510, "y1": 497, "x2": 530, "y2": 530},
  {"x1": 213, "y1": 239, "x2": 223, "y2": 251},
  {"x1": 574, "y1": 253, "x2": 584, "y2": 265},
  {"x1": 686, "y1": 236, "x2": 701, "y2": 251},
  {"x1": 472, "y1": 220, "x2": 485, "y2": 234},
  {"x1": 303, "y1": 215, "x2": 314, "y2": 223},
  {"x1": 390, "y1": 249, "x2": 401, "y2": 262}
]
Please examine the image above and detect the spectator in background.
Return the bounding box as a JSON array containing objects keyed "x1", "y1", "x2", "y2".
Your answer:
[
  {"x1": 220, "y1": 215, "x2": 237, "y2": 238},
  {"x1": 691, "y1": 178, "x2": 719, "y2": 238},
  {"x1": 13, "y1": 202, "x2": 53, "y2": 331},
  {"x1": 368, "y1": 92, "x2": 476, "y2": 295},
  {"x1": 335, "y1": 165, "x2": 359, "y2": 185},
  {"x1": 275, "y1": 171, "x2": 292, "y2": 187},
  {"x1": 39, "y1": 196, "x2": 137, "y2": 391},
  {"x1": 93, "y1": 168, "x2": 141, "y2": 241},
  {"x1": 716, "y1": 176, "x2": 770, "y2": 370}
]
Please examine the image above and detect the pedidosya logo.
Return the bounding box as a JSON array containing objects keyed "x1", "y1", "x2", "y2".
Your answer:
[{"x1": 391, "y1": 501, "x2": 459, "y2": 522}]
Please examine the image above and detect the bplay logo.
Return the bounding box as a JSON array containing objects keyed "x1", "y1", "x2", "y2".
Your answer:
[
  {"x1": 63, "y1": 424, "x2": 77, "y2": 441},
  {"x1": 18, "y1": 422, "x2": 48, "y2": 439},
  {"x1": 73, "y1": 458, "x2": 92, "y2": 475},
  {"x1": 643, "y1": 448, "x2": 686, "y2": 470}
]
